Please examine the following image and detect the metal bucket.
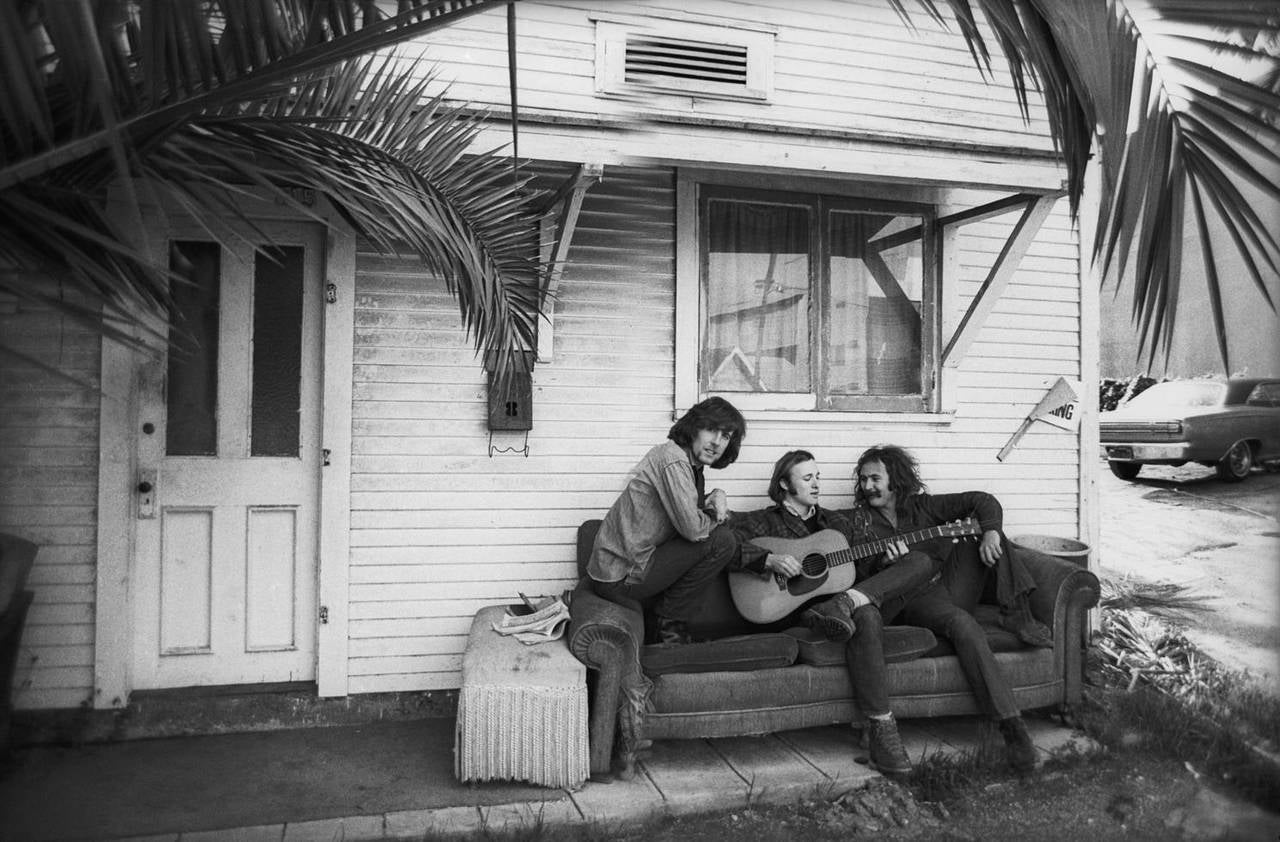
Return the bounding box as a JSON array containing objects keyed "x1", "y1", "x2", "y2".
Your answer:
[{"x1": 1009, "y1": 534, "x2": 1090, "y2": 566}]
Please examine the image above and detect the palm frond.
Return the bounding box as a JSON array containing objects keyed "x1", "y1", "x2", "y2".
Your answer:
[
  {"x1": 2, "y1": 1, "x2": 544, "y2": 377},
  {"x1": 919, "y1": 0, "x2": 1280, "y2": 373}
]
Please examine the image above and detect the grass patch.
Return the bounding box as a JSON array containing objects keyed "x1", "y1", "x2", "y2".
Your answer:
[{"x1": 1083, "y1": 577, "x2": 1280, "y2": 811}]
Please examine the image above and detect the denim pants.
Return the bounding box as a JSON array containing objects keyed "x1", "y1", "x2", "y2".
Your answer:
[
  {"x1": 890, "y1": 579, "x2": 1020, "y2": 720},
  {"x1": 841, "y1": 550, "x2": 936, "y2": 717},
  {"x1": 591, "y1": 523, "x2": 740, "y2": 623}
]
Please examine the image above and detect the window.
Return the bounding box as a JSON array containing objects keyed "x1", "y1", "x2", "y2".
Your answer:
[
  {"x1": 698, "y1": 185, "x2": 937, "y2": 412},
  {"x1": 1246, "y1": 382, "x2": 1280, "y2": 407},
  {"x1": 595, "y1": 18, "x2": 774, "y2": 102}
]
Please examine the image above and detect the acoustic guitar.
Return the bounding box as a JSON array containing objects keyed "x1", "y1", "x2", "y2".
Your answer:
[{"x1": 728, "y1": 518, "x2": 982, "y2": 624}]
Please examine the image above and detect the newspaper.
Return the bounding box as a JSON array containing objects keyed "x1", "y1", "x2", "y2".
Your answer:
[{"x1": 490, "y1": 595, "x2": 571, "y2": 645}]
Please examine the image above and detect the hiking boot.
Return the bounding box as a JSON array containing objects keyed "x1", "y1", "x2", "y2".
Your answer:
[
  {"x1": 801, "y1": 593, "x2": 855, "y2": 642},
  {"x1": 867, "y1": 714, "x2": 911, "y2": 776},
  {"x1": 1001, "y1": 596, "x2": 1053, "y2": 648},
  {"x1": 998, "y1": 716, "x2": 1040, "y2": 773},
  {"x1": 653, "y1": 615, "x2": 692, "y2": 646}
]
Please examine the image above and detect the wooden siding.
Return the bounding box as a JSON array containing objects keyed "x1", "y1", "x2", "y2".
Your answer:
[
  {"x1": 0, "y1": 298, "x2": 100, "y2": 709},
  {"x1": 349, "y1": 164, "x2": 676, "y2": 692},
  {"x1": 411, "y1": 0, "x2": 1056, "y2": 153},
  {"x1": 349, "y1": 163, "x2": 1081, "y2": 693}
]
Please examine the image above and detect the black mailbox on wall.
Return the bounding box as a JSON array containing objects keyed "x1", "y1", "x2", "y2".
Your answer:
[{"x1": 484, "y1": 351, "x2": 534, "y2": 432}]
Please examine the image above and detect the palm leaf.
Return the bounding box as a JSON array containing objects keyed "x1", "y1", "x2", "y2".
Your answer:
[
  {"x1": 919, "y1": 0, "x2": 1280, "y2": 373},
  {"x1": 1, "y1": 0, "x2": 543, "y2": 379}
]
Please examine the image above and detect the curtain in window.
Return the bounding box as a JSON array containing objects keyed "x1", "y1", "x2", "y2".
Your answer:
[
  {"x1": 828, "y1": 211, "x2": 921, "y2": 395},
  {"x1": 703, "y1": 200, "x2": 810, "y2": 393}
]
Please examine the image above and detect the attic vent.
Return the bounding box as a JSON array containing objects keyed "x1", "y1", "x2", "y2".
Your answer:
[
  {"x1": 595, "y1": 19, "x2": 774, "y2": 102},
  {"x1": 625, "y1": 36, "x2": 749, "y2": 87}
]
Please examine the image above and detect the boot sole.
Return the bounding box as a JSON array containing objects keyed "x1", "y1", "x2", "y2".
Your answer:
[
  {"x1": 804, "y1": 612, "x2": 855, "y2": 642},
  {"x1": 868, "y1": 758, "x2": 912, "y2": 777}
]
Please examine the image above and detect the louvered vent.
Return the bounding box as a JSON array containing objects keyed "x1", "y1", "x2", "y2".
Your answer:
[{"x1": 624, "y1": 36, "x2": 749, "y2": 88}]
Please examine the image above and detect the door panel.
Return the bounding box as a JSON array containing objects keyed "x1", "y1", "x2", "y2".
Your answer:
[{"x1": 133, "y1": 223, "x2": 322, "y2": 690}]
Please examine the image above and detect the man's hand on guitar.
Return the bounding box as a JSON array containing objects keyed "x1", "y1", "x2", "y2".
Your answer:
[
  {"x1": 764, "y1": 553, "x2": 803, "y2": 579},
  {"x1": 881, "y1": 538, "x2": 911, "y2": 565},
  {"x1": 979, "y1": 529, "x2": 1002, "y2": 566}
]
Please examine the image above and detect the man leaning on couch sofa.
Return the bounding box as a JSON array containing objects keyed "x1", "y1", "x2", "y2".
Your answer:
[{"x1": 566, "y1": 446, "x2": 1101, "y2": 781}]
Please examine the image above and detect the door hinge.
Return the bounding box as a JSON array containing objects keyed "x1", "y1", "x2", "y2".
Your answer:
[
  {"x1": 319, "y1": 605, "x2": 329, "y2": 625},
  {"x1": 322, "y1": 448, "x2": 331, "y2": 467}
]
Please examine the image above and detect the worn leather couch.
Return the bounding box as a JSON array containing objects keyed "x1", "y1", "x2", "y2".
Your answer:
[{"x1": 567, "y1": 520, "x2": 1100, "y2": 779}]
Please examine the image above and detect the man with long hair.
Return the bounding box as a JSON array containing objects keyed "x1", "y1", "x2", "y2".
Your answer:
[
  {"x1": 731, "y1": 449, "x2": 937, "y2": 776},
  {"x1": 588, "y1": 397, "x2": 747, "y2": 646},
  {"x1": 846, "y1": 444, "x2": 1045, "y2": 772}
]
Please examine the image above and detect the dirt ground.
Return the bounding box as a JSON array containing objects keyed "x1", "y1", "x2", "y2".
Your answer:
[
  {"x1": 1096, "y1": 459, "x2": 1280, "y2": 684},
  {"x1": 607, "y1": 753, "x2": 1278, "y2": 842}
]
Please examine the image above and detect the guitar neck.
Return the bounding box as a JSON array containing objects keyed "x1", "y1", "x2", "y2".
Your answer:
[{"x1": 847, "y1": 523, "x2": 974, "y2": 561}]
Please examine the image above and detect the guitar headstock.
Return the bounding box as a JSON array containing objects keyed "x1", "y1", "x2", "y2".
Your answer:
[{"x1": 941, "y1": 517, "x2": 981, "y2": 542}]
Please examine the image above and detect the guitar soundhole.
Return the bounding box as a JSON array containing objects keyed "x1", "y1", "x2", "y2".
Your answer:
[
  {"x1": 787, "y1": 553, "x2": 829, "y2": 596},
  {"x1": 800, "y1": 553, "x2": 827, "y2": 577}
]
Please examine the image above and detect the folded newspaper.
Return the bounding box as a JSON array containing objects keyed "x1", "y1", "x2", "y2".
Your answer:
[{"x1": 490, "y1": 595, "x2": 571, "y2": 645}]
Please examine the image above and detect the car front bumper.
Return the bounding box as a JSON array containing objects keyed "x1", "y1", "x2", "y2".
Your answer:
[{"x1": 1101, "y1": 443, "x2": 1196, "y2": 463}]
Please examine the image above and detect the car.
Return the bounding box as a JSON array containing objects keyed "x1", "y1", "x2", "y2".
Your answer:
[{"x1": 1099, "y1": 377, "x2": 1280, "y2": 482}]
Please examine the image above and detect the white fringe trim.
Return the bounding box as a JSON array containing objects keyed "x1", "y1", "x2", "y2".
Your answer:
[{"x1": 454, "y1": 682, "x2": 589, "y2": 787}]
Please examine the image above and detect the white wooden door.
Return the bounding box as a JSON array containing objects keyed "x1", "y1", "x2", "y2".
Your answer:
[{"x1": 133, "y1": 223, "x2": 323, "y2": 689}]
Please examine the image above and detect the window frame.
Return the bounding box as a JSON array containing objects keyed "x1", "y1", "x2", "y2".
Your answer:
[{"x1": 688, "y1": 180, "x2": 941, "y2": 414}]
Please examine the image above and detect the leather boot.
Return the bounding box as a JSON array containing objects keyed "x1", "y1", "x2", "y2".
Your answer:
[
  {"x1": 802, "y1": 593, "x2": 856, "y2": 642},
  {"x1": 998, "y1": 715, "x2": 1040, "y2": 773},
  {"x1": 867, "y1": 714, "x2": 911, "y2": 776}
]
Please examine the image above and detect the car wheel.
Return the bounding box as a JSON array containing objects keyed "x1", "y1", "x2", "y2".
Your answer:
[
  {"x1": 1108, "y1": 462, "x2": 1142, "y2": 481},
  {"x1": 1215, "y1": 440, "x2": 1254, "y2": 482}
]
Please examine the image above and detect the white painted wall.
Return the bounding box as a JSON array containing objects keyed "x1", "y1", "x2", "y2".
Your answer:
[
  {"x1": 346, "y1": 163, "x2": 1083, "y2": 692},
  {"x1": 0, "y1": 295, "x2": 100, "y2": 709}
]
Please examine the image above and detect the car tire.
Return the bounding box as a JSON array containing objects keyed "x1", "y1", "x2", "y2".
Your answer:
[
  {"x1": 1215, "y1": 440, "x2": 1254, "y2": 482},
  {"x1": 1108, "y1": 462, "x2": 1142, "y2": 481}
]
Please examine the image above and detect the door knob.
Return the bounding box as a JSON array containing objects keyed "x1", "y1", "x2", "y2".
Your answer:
[{"x1": 138, "y1": 481, "x2": 153, "y2": 494}]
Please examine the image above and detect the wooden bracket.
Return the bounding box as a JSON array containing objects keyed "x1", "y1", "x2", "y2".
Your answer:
[
  {"x1": 537, "y1": 163, "x2": 603, "y2": 362},
  {"x1": 940, "y1": 192, "x2": 1061, "y2": 369}
]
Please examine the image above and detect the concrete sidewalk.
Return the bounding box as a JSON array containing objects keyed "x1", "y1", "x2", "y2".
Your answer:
[{"x1": 0, "y1": 713, "x2": 1094, "y2": 841}]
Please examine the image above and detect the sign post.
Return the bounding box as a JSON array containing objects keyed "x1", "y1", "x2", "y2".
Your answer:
[{"x1": 997, "y1": 376, "x2": 1082, "y2": 462}]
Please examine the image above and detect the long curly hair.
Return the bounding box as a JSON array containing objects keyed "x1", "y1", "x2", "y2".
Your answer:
[
  {"x1": 854, "y1": 444, "x2": 925, "y2": 509},
  {"x1": 668, "y1": 397, "x2": 746, "y2": 469}
]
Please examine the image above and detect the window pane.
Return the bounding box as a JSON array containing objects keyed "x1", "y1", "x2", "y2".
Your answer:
[
  {"x1": 828, "y1": 211, "x2": 922, "y2": 395},
  {"x1": 703, "y1": 199, "x2": 811, "y2": 393},
  {"x1": 166, "y1": 241, "x2": 220, "y2": 456},
  {"x1": 251, "y1": 246, "x2": 304, "y2": 457}
]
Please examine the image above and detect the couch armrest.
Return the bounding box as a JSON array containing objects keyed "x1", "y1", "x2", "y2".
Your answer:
[
  {"x1": 567, "y1": 578, "x2": 647, "y2": 779},
  {"x1": 1013, "y1": 546, "x2": 1101, "y2": 706}
]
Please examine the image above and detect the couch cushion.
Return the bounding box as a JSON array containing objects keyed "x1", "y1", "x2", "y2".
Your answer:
[
  {"x1": 641, "y1": 633, "x2": 798, "y2": 676},
  {"x1": 787, "y1": 625, "x2": 938, "y2": 667}
]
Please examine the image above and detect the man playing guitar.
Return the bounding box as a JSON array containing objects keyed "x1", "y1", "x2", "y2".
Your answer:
[
  {"x1": 844, "y1": 444, "x2": 1047, "y2": 774},
  {"x1": 730, "y1": 450, "x2": 937, "y2": 776}
]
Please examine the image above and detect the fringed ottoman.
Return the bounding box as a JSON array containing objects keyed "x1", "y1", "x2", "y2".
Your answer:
[{"x1": 454, "y1": 605, "x2": 589, "y2": 787}]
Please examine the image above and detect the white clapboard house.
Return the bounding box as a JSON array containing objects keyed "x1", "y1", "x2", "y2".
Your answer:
[{"x1": 0, "y1": 0, "x2": 1099, "y2": 713}]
